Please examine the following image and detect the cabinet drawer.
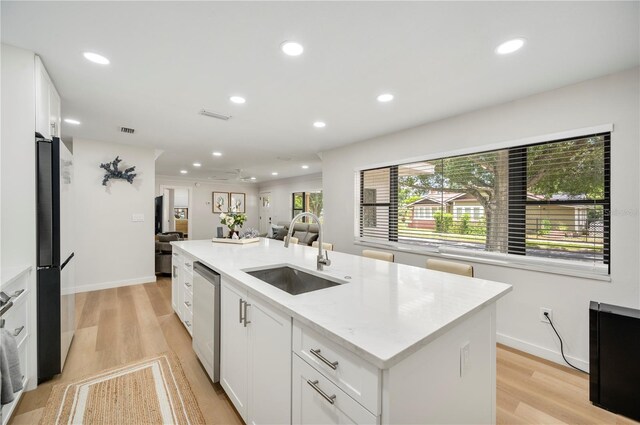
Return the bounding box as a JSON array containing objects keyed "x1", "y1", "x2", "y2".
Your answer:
[
  {"x1": 183, "y1": 257, "x2": 194, "y2": 274},
  {"x1": 293, "y1": 354, "x2": 377, "y2": 425},
  {"x1": 293, "y1": 321, "x2": 380, "y2": 414},
  {"x1": 3, "y1": 294, "x2": 28, "y2": 347},
  {"x1": 182, "y1": 309, "x2": 193, "y2": 335},
  {"x1": 183, "y1": 289, "x2": 193, "y2": 313},
  {"x1": 183, "y1": 278, "x2": 193, "y2": 295},
  {"x1": 172, "y1": 251, "x2": 183, "y2": 268}
]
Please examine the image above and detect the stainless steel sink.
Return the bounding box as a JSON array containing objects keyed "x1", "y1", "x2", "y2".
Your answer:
[{"x1": 245, "y1": 265, "x2": 345, "y2": 295}]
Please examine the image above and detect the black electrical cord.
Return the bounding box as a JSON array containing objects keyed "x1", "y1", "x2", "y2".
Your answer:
[{"x1": 543, "y1": 312, "x2": 588, "y2": 374}]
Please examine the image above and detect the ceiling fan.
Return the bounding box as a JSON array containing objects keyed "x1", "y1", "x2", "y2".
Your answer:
[{"x1": 208, "y1": 168, "x2": 254, "y2": 182}]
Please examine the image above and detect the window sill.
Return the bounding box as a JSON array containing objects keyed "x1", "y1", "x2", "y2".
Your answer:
[{"x1": 353, "y1": 239, "x2": 611, "y2": 282}]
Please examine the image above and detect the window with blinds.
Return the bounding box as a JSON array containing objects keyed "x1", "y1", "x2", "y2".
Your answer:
[{"x1": 358, "y1": 133, "x2": 610, "y2": 272}]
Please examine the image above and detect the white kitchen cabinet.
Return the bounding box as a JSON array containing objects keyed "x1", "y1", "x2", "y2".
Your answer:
[
  {"x1": 247, "y1": 292, "x2": 292, "y2": 425},
  {"x1": 35, "y1": 56, "x2": 61, "y2": 139},
  {"x1": 220, "y1": 278, "x2": 292, "y2": 425},
  {"x1": 220, "y1": 279, "x2": 249, "y2": 420},
  {"x1": 292, "y1": 354, "x2": 376, "y2": 425}
]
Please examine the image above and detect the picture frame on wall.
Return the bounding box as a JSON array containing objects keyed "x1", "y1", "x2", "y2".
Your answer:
[
  {"x1": 230, "y1": 192, "x2": 246, "y2": 213},
  {"x1": 212, "y1": 192, "x2": 229, "y2": 213}
]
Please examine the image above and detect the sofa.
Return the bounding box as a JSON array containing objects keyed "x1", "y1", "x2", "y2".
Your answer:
[
  {"x1": 270, "y1": 221, "x2": 320, "y2": 246},
  {"x1": 155, "y1": 232, "x2": 184, "y2": 274}
]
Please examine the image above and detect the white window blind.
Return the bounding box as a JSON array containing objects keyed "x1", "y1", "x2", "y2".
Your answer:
[{"x1": 358, "y1": 133, "x2": 610, "y2": 272}]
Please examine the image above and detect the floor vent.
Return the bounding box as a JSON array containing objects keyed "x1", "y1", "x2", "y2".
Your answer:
[{"x1": 120, "y1": 127, "x2": 135, "y2": 134}]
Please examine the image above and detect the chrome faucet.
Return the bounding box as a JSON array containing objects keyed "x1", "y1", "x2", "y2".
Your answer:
[{"x1": 284, "y1": 212, "x2": 331, "y2": 271}]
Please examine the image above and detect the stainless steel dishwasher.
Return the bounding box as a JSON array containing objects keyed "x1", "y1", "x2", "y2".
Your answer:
[{"x1": 192, "y1": 262, "x2": 220, "y2": 383}]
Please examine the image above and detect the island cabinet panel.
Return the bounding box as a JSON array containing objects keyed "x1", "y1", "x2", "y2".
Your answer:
[
  {"x1": 293, "y1": 354, "x2": 377, "y2": 425},
  {"x1": 247, "y1": 295, "x2": 292, "y2": 425},
  {"x1": 293, "y1": 321, "x2": 381, "y2": 415},
  {"x1": 171, "y1": 251, "x2": 182, "y2": 317},
  {"x1": 220, "y1": 279, "x2": 249, "y2": 421},
  {"x1": 381, "y1": 304, "x2": 496, "y2": 425}
]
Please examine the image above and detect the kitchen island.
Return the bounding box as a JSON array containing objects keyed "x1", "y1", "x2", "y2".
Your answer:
[{"x1": 171, "y1": 238, "x2": 511, "y2": 424}]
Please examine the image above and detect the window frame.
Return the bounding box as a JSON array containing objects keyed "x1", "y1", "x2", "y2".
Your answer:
[{"x1": 357, "y1": 130, "x2": 611, "y2": 275}]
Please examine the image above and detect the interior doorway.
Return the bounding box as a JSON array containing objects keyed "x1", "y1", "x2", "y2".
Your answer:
[
  {"x1": 259, "y1": 192, "x2": 272, "y2": 234},
  {"x1": 160, "y1": 185, "x2": 193, "y2": 239}
]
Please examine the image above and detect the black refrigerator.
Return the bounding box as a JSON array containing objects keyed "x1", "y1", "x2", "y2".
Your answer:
[{"x1": 36, "y1": 133, "x2": 75, "y2": 383}]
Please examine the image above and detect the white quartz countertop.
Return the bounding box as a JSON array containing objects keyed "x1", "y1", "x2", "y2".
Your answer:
[{"x1": 172, "y1": 238, "x2": 511, "y2": 369}]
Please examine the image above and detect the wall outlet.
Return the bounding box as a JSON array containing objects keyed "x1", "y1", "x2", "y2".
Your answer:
[
  {"x1": 540, "y1": 307, "x2": 553, "y2": 323},
  {"x1": 131, "y1": 213, "x2": 145, "y2": 222},
  {"x1": 460, "y1": 342, "x2": 470, "y2": 377}
]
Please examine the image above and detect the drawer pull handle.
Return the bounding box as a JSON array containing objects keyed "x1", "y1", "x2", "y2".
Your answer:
[
  {"x1": 185, "y1": 320, "x2": 191, "y2": 327},
  {"x1": 184, "y1": 301, "x2": 191, "y2": 308},
  {"x1": 13, "y1": 326, "x2": 25, "y2": 337},
  {"x1": 310, "y1": 349, "x2": 339, "y2": 370},
  {"x1": 307, "y1": 379, "x2": 336, "y2": 405},
  {"x1": 184, "y1": 282, "x2": 192, "y2": 288},
  {"x1": 243, "y1": 302, "x2": 251, "y2": 327},
  {"x1": 239, "y1": 299, "x2": 244, "y2": 323},
  {"x1": 185, "y1": 262, "x2": 192, "y2": 267}
]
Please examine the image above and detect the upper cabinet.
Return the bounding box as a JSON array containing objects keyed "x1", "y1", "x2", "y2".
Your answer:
[{"x1": 35, "y1": 56, "x2": 61, "y2": 139}]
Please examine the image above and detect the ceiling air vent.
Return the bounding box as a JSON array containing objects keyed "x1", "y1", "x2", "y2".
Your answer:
[
  {"x1": 120, "y1": 127, "x2": 135, "y2": 134},
  {"x1": 199, "y1": 109, "x2": 231, "y2": 121}
]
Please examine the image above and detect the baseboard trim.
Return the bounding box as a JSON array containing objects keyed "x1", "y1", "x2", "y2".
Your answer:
[
  {"x1": 497, "y1": 332, "x2": 589, "y2": 372},
  {"x1": 73, "y1": 275, "x2": 157, "y2": 294}
]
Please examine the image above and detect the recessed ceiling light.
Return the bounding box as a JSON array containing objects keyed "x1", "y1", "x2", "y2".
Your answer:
[
  {"x1": 229, "y1": 96, "x2": 246, "y2": 104},
  {"x1": 271, "y1": 172, "x2": 279, "y2": 176},
  {"x1": 495, "y1": 38, "x2": 525, "y2": 55},
  {"x1": 64, "y1": 118, "x2": 81, "y2": 125},
  {"x1": 212, "y1": 152, "x2": 222, "y2": 157},
  {"x1": 301, "y1": 165, "x2": 309, "y2": 169},
  {"x1": 377, "y1": 93, "x2": 394, "y2": 103},
  {"x1": 83, "y1": 52, "x2": 110, "y2": 65},
  {"x1": 281, "y1": 41, "x2": 304, "y2": 56},
  {"x1": 180, "y1": 170, "x2": 188, "y2": 174},
  {"x1": 313, "y1": 121, "x2": 326, "y2": 128},
  {"x1": 250, "y1": 177, "x2": 257, "y2": 180},
  {"x1": 193, "y1": 162, "x2": 201, "y2": 167}
]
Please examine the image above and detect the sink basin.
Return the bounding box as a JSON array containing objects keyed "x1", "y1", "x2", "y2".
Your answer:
[{"x1": 245, "y1": 265, "x2": 345, "y2": 295}]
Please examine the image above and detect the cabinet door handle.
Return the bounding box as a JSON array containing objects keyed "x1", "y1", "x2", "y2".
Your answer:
[
  {"x1": 173, "y1": 265, "x2": 178, "y2": 278},
  {"x1": 13, "y1": 326, "x2": 25, "y2": 337},
  {"x1": 239, "y1": 299, "x2": 244, "y2": 323},
  {"x1": 185, "y1": 262, "x2": 192, "y2": 267},
  {"x1": 307, "y1": 380, "x2": 336, "y2": 405},
  {"x1": 243, "y1": 302, "x2": 251, "y2": 327},
  {"x1": 184, "y1": 282, "x2": 192, "y2": 288},
  {"x1": 185, "y1": 320, "x2": 191, "y2": 327},
  {"x1": 310, "y1": 349, "x2": 339, "y2": 370},
  {"x1": 184, "y1": 301, "x2": 191, "y2": 308}
]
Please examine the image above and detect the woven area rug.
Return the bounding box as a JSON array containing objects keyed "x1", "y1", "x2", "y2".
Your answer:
[{"x1": 40, "y1": 352, "x2": 205, "y2": 425}]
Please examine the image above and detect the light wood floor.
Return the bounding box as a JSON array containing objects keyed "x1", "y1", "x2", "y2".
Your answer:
[{"x1": 10, "y1": 277, "x2": 638, "y2": 425}]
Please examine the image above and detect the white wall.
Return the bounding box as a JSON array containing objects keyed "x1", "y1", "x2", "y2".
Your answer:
[
  {"x1": 257, "y1": 173, "x2": 323, "y2": 225},
  {"x1": 155, "y1": 177, "x2": 259, "y2": 240},
  {"x1": 73, "y1": 138, "x2": 156, "y2": 292},
  {"x1": 0, "y1": 43, "x2": 38, "y2": 389},
  {"x1": 321, "y1": 67, "x2": 640, "y2": 370}
]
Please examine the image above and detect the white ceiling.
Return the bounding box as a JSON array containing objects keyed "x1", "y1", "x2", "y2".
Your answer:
[{"x1": 2, "y1": 1, "x2": 638, "y2": 182}]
